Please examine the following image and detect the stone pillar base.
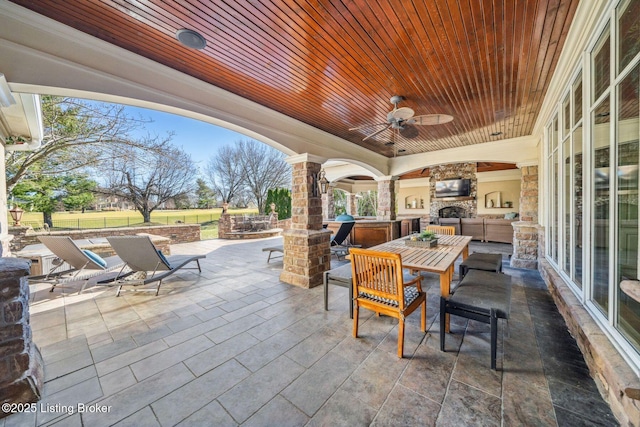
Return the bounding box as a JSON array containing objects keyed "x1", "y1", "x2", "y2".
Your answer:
[
  {"x1": 511, "y1": 221, "x2": 540, "y2": 269},
  {"x1": 280, "y1": 229, "x2": 331, "y2": 288},
  {"x1": 0, "y1": 258, "x2": 44, "y2": 419}
]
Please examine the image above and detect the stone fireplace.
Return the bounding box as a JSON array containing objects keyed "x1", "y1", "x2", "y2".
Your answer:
[
  {"x1": 429, "y1": 162, "x2": 478, "y2": 221},
  {"x1": 438, "y1": 206, "x2": 468, "y2": 218}
]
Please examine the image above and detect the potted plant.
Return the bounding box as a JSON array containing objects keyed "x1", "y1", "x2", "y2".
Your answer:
[
  {"x1": 406, "y1": 230, "x2": 438, "y2": 247},
  {"x1": 5, "y1": 135, "x2": 26, "y2": 145}
]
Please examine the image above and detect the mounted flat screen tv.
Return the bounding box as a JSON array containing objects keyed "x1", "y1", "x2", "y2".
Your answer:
[{"x1": 435, "y1": 178, "x2": 471, "y2": 198}]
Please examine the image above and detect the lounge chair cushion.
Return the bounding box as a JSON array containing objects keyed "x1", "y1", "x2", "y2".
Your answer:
[
  {"x1": 359, "y1": 286, "x2": 420, "y2": 308},
  {"x1": 156, "y1": 249, "x2": 170, "y2": 267},
  {"x1": 82, "y1": 250, "x2": 107, "y2": 268}
]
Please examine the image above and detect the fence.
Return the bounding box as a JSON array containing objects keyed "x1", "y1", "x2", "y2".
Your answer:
[{"x1": 20, "y1": 213, "x2": 220, "y2": 231}]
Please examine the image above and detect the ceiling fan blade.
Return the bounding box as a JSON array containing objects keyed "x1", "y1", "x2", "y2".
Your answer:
[
  {"x1": 388, "y1": 107, "x2": 415, "y2": 121},
  {"x1": 399, "y1": 124, "x2": 419, "y2": 139},
  {"x1": 349, "y1": 122, "x2": 388, "y2": 131},
  {"x1": 409, "y1": 114, "x2": 454, "y2": 125},
  {"x1": 362, "y1": 124, "x2": 391, "y2": 141}
]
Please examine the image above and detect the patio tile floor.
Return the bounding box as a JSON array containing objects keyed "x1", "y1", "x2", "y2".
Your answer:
[{"x1": 2, "y1": 237, "x2": 618, "y2": 426}]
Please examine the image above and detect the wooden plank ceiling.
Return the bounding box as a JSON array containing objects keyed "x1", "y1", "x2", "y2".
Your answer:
[{"x1": 10, "y1": 0, "x2": 578, "y2": 158}]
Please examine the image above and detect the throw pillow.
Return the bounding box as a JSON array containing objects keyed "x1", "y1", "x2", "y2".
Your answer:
[
  {"x1": 82, "y1": 249, "x2": 107, "y2": 268},
  {"x1": 156, "y1": 249, "x2": 171, "y2": 267}
]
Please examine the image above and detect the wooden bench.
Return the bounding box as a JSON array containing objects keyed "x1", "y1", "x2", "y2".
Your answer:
[{"x1": 440, "y1": 269, "x2": 512, "y2": 370}]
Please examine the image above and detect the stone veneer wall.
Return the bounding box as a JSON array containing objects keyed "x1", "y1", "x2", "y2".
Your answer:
[
  {"x1": 280, "y1": 161, "x2": 331, "y2": 288},
  {"x1": 429, "y1": 163, "x2": 477, "y2": 219},
  {"x1": 377, "y1": 179, "x2": 396, "y2": 220},
  {"x1": 321, "y1": 190, "x2": 335, "y2": 220},
  {"x1": 0, "y1": 258, "x2": 43, "y2": 418},
  {"x1": 348, "y1": 194, "x2": 357, "y2": 216},
  {"x1": 511, "y1": 165, "x2": 539, "y2": 269},
  {"x1": 9, "y1": 224, "x2": 200, "y2": 253}
]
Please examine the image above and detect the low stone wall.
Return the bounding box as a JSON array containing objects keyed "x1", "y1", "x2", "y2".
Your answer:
[
  {"x1": 9, "y1": 224, "x2": 200, "y2": 253},
  {"x1": 218, "y1": 213, "x2": 287, "y2": 239},
  {"x1": 0, "y1": 258, "x2": 43, "y2": 417},
  {"x1": 539, "y1": 259, "x2": 640, "y2": 426}
]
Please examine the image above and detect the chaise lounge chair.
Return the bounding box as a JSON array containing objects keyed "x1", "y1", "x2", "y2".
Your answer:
[
  {"x1": 329, "y1": 215, "x2": 359, "y2": 260},
  {"x1": 32, "y1": 235, "x2": 126, "y2": 293},
  {"x1": 262, "y1": 217, "x2": 359, "y2": 263},
  {"x1": 106, "y1": 235, "x2": 205, "y2": 296}
]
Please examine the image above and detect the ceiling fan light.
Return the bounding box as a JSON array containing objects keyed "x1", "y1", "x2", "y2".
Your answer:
[{"x1": 176, "y1": 29, "x2": 207, "y2": 49}]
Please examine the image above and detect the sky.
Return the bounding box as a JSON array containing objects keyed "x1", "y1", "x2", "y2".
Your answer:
[{"x1": 120, "y1": 104, "x2": 248, "y2": 173}]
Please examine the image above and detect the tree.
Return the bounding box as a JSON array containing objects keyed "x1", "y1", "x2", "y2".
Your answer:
[
  {"x1": 195, "y1": 178, "x2": 216, "y2": 208},
  {"x1": 6, "y1": 96, "x2": 151, "y2": 193},
  {"x1": 266, "y1": 188, "x2": 291, "y2": 219},
  {"x1": 206, "y1": 139, "x2": 290, "y2": 213},
  {"x1": 236, "y1": 140, "x2": 290, "y2": 214},
  {"x1": 205, "y1": 145, "x2": 246, "y2": 205},
  {"x1": 61, "y1": 175, "x2": 97, "y2": 212},
  {"x1": 11, "y1": 173, "x2": 97, "y2": 226},
  {"x1": 357, "y1": 190, "x2": 378, "y2": 217},
  {"x1": 333, "y1": 188, "x2": 347, "y2": 216},
  {"x1": 102, "y1": 139, "x2": 196, "y2": 222}
]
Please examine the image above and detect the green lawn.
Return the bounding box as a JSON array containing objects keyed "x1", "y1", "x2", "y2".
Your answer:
[{"x1": 10, "y1": 208, "x2": 258, "y2": 240}]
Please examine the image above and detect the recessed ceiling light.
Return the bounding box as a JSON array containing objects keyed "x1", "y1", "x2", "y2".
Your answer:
[
  {"x1": 384, "y1": 141, "x2": 395, "y2": 146},
  {"x1": 176, "y1": 29, "x2": 206, "y2": 50},
  {"x1": 490, "y1": 131, "x2": 502, "y2": 136},
  {"x1": 398, "y1": 149, "x2": 406, "y2": 153}
]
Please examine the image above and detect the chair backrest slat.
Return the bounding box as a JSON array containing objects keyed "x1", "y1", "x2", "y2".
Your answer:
[
  {"x1": 425, "y1": 225, "x2": 456, "y2": 235},
  {"x1": 350, "y1": 248, "x2": 406, "y2": 309}
]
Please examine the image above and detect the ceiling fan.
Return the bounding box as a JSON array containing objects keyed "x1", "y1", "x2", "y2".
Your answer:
[{"x1": 349, "y1": 95, "x2": 453, "y2": 142}]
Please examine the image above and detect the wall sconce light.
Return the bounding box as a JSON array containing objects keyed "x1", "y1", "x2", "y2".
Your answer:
[
  {"x1": 9, "y1": 206, "x2": 24, "y2": 226},
  {"x1": 317, "y1": 169, "x2": 330, "y2": 195}
]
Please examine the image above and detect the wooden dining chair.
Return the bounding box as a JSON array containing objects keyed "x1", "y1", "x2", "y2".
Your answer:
[
  {"x1": 425, "y1": 225, "x2": 456, "y2": 235},
  {"x1": 349, "y1": 248, "x2": 427, "y2": 358}
]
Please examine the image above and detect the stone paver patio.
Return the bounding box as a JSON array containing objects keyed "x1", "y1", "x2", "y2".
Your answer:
[{"x1": 2, "y1": 237, "x2": 617, "y2": 426}]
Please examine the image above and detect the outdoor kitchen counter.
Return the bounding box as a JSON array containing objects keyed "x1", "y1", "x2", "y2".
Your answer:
[{"x1": 324, "y1": 217, "x2": 420, "y2": 248}]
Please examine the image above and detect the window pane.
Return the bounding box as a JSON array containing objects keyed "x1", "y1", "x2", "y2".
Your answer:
[
  {"x1": 563, "y1": 95, "x2": 570, "y2": 139},
  {"x1": 593, "y1": 25, "x2": 610, "y2": 102},
  {"x1": 618, "y1": 0, "x2": 640, "y2": 73},
  {"x1": 564, "y1": 137, "x2": 571, "y2": 275},
  {"x1": 617, "y1": 63, "x2": 640, "y2": 349},
  {"x1": 573, "y1": 124, "x2": 583, "y2": 287},
  {"x1": 574, "y1": 72, "x2": 583, "y2": 126},
  {"x1": 553, "y1": 149, "x2": 559, "y2": 263},
  {"x1": 593, "y1": 97, "x2": 611, "y2": 315}
]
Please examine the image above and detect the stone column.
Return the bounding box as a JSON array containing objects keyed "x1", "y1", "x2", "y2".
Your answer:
[
  {"x1": 512, "y1": 165, "x2": 539, "y2": 269},
  {"x1": 321, "y1": 186, "x2": 335, "y2": 221},
  {"x1": 348, "y1": 193, "x2": 357, "y2": 216},
  {"x1": 376, "y1": 176, "x2": 397, "y2": 220},
  {"x1": 280, "y1": 154, "x2": 331, "y2": 288},
  {"x1": 0, "y1": 258, "x2": 43, "y2": 418}
]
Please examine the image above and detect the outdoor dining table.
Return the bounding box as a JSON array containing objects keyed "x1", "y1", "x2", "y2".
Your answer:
[{"x1": 367, "y1": 234, "x2": 473, "y2": 332}]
